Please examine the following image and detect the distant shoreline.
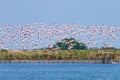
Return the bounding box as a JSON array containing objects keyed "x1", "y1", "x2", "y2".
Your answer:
[
  {"x1": 0, "y1": 49, "x2": 120, "y2": 64},
  {"x1": 0, "y1": 60, "x2": 106, "y2": 63}
]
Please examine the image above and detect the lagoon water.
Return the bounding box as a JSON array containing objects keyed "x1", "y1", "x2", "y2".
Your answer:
[{"x1": 0, "y1": 63, "x2": 120, "y2": 80}]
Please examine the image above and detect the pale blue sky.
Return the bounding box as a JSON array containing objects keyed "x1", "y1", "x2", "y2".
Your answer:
[{"x1": 0, "y1": 0, "x2": 120, "y2": 26}]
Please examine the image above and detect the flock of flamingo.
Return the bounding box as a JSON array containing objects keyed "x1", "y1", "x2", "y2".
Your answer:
[{"x1": 0, "y1": 23, "x2": 120, "y2": 50}]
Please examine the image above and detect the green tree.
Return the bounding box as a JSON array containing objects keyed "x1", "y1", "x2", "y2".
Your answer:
[{"x1": 53, "y1": 37, "x2": 87, "y2": 50}]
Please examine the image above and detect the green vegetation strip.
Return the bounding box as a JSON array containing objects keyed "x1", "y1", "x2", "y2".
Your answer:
[{"x1": 0, "y1": 49, "x2": 120, "y2": 61}]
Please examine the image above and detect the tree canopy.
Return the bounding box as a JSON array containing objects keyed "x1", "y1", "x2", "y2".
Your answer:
[{"x1": 53, "y1": 37, "x2": 87, "y2": 50}]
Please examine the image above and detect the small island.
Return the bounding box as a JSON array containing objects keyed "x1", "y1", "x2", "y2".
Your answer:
[{"x1": 0, "y1": 38, "x2": 119, "y2": 64}]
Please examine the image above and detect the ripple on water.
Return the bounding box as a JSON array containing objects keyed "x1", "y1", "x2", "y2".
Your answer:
[{"x1": 0, "y1": 63, "x2": 119, "y2": 80}]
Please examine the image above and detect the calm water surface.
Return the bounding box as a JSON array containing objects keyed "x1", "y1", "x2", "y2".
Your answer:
[{"x1": 0, "y1": 63, "x2": 120, "y2": 80}]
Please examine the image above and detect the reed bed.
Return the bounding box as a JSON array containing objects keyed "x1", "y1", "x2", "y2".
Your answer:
[{"x1": 0, "y1": 49, "x2": 120, "y2": 61}]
